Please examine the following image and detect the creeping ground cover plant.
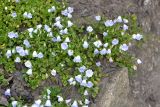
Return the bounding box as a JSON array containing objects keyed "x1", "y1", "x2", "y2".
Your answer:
[{"x1": 0, "y1": 0, "x2": 143, "y2": 107}]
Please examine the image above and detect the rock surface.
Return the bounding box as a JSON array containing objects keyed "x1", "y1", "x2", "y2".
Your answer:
[{"x1": 91, "y1": 68, "x2": 132, "y2": 107}]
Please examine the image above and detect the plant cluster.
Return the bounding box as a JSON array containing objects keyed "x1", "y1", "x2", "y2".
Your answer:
[{"x1": 0, "y1": 0, "x2": 143, "y2": 107}]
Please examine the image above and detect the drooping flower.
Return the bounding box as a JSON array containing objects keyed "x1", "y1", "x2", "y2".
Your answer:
[
  {"x1": 35, "y1": 99, "x2": 41, "y2": 106},
  {"x1": 12, "y1": 101, "x2": 17, "y2": 107},
  {"x1": 33, "y1": 51, "x2": 38, "y2": 57},
  {"x1": 45, "y1": 100, "x2": 52, "y2": 107},
  {"x1": 85, "y1": 69, "x2": 93, "y2": 78},
  {"x1": 112, "y1": 39, "x2": 119, "y2": 45},
  {"x1": 68, "y1": 50, "x2": 74, "y2": 56},
  {"x1": 84, "y1": 90, "x2": 88, "y2": 96},
  {"x1": 37, "y1": 52, "x2": 44, "y2": 58},
  {"x1": 6, "y1": 50, "x2": 12, "y2": 58},
  {"x1": 103, "y1": 43, "x2": 108, "y2": 48},
  {"x1": 8, "y1": 31, "x2": 18, "y2": 38},
  {"x1": 28, "y1": 28, "x2": 34, "y2": 33},
  {"x1": 94, "y1": 49, "x2": 99, "y2": 55},
  {"x1": 44, "y1": 25, "x2": 51, "y2": 32},
  {"x1": 71, "y1": 100, "x2": 78, "y2": 107},
  {"x1": 85, "y1": 99, "x2": 90, "y2": 105},
  {"x1": 15, "y1": 57, "x2": 21, "y2": 63},
  {"x1": 68, "y1": 21, "x2": 73, "y2": 27},
  {"x1": 75, "y1": 75, "x2": 82, "y2": 83},
  {"x1": 123, "y1": 24, "x2": 128, "y2": 31},
  {"x1": 23, "y1": 39, "x2": 31, "y2": 48},
  {"x1": 81, "y1": 79, "x2": 87, "y2": 87},
  {"x1": 93, "y1": 40, "x2": 102, "y2": 48},
  {"x1": 23, "y1": 12, "x2": 32, "y2": 19},
  {"x1": 48, "y1": 6, "x2": 56, "y2": 13},
  {"x1": 100, "y1": 48, "x2": 107, "y2": 55},
  {"x1": 60, "y1": 28, "x2": 68, "y2": 35},
  {"x1": 87, "y1": 81, "x2": 94, "y2": 88},
  {"x1": 51, "y1": 69, "x2": 56, "y2": 76},
  {"x1": 4, "y1": 89, "x2": 11, "y2": 96},
  {"x1": 57, "y1": 95, "x2": 64, "y2": 102},
  {"x1": 83, "y1": 41, "x2": 89, "y2": 49},
  {"x1": 54, "y1": 21, "x2": 63, "y2": 29},
  {"x1": 73, "y1": 55, "x2": 82, "y2": 63},
  {"x1": 123, "y1": 19, "x2": 129, "y2": 23},
  {"x1": 26, "y1": 69, "x2": 32, "y2": 75},
  {"x1": 61, "y1": 42, "x2": 68, "y2": 50},
  {"x1": 95, "y1": 15, "x2": 101, "y2": 21},
  {"x1": 120, "y1": 44, "x2": 129, "y2": 51},
  {"x1": 64, "y1": 37, "x2": 70, "y2": 43},
  {"x1": 25, "y1": 60, "x2": 32, "y2": 68},
  {"x1": 65, "y1": 99, "x2": 71, "y2": 104},
  {"x1": 137, "y1": 59, "x2": 142, "y2": 64},
  {"x1": 96, "y1": 61, "x2": 101, "y2": 67},
  {"x1": 86, "y1": 26, "x2": 93, "y2": 32}
]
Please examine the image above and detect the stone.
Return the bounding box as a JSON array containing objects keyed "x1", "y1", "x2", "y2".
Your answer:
[{"x1": 0, "y1": 96, "x2": 9, "y2": 106}]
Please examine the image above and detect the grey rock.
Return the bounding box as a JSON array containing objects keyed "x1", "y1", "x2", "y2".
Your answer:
[{"x1": 0, "y1": 96, "x2": 8, "y2": 106}]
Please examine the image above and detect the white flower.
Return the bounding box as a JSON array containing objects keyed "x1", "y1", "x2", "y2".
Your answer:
[
  {"x1": 45, "y1": 100, "x2": 52, "y2": 107},
  {"x1": 86, "y1": 26, "x2": 93, "y2": 32},
  {"x1": 61, "y1": 43, "x2": 68, "y2": 50},
  {"x1": 93, "y1": 40, "x2": 102, "y2": 48},
  {"x1": 107, "y1": 49, "x2": 111, "y2": 54},
  {"x1": 11, "y1": 12, "x2": 17, "y2": 18},
  {"x1": 64, "y1": 37, "x2": 70, "y2": 43},
  {"x1": 12, "y1": 101, "x2": 17, "y2": 107},
  {"x1": 23, "y1": 12, "x2": 32, "y2": 19},
  {"x1": 25, "y1": 60, "x2": 32, "y2": 68},
  {"x1": 54, "y1": 21, "x2": 63, "y2": 29},
  {"x1": 47, "y1": 89, "x2": 51, "y2": 95},
  {"x1": 71, "y1": 100, "x2": 78, "y2": 107},
  {"x1": 104, "y1": 20, "x2": 114, "y2": 27},
  {"x1": 123, "y1": 19, "x2": 129, "y2": 23},
  {"x1": 60, "y1": 28, "x2": 68, "y2": 35},
  {"x1": 94, "y1": 49, "x2": 99, "y2": 55},
  {"x1": 123, "y1": 24, "x2": 128, "y2": 31},
  {"x1": 75, "y1": 75, "x2": 82, "y2": 83},
  {"x1": 85, "y1": 99, "x2": 90, "y2": 105},
  {"x1": 68, "y1": 50, "x2": 74, "y2": 56},
  {"x1": 44, "y1": 25, "x2": 51, "y2": 32},
  {"x1": 37, "y1": 24, "x2": 42, "y2": 29},
  {"x1": 87, "y1": 81, "x2": 93, "y2": 88},
  {"x1": 120, "y1": 44, "x2": 129, "y2": 51},
  {"x1": 4, "y1": 89, "x2": 11, "y2": 96},
  {"x1": 37, "y1": 52, "x2": 44, "y2": 58},
  {"x1": 96, "y1": 62, "x2": 101, "y2": 67},
  {"x1": 15, "y1": 57, "x2": 21, "y2": 63},
  {"x1": 26, "y1": 69, "x2": 32, "y2": 75},
  {"x1": 84, "y1": 90, "x2": 88, "y2": 96},
  {"x1": 115, "y1": 16, "x2": 122, "y2": 23},
  {"x1": 68, "y1": 7, "x2": 74, "y2": 13},
  {"x1": 83, "y1": 41, "x2": 89, "y2": 49},
  {"x1": 8, "y1": 31, "x2": 18, "y2": 38},
  {"x1": 103, "y1": 43, "x2": 108, "y2": 48},
  {"x1": 103, "y1": 32, "x2": 108, "y2": 37},
  {"x1": 57, "y1": 95, "x2": 64, "y2": 102},
  {"x1": 16, "y1": 46, "x2": 26, "y2": 56},
  {"x1": 95, "y1": 15, "x2": 101, "y2": 21},
  {"x1": 23, "y1": 39, "x2": 31, "y2": 48},
  {"x1": 65, "y1": 99, "x2": 71, "y2": 104},
  {"x1": 31, "y1": 104, "x2": 39, "y2": 107},
  {"x1": 28, "y1": 28, "x2": 34, "y2": 33},
  {"x1": 73, "y1": 56, "x2": 82, "y2": 63},
  {"x1": 51, "y1": 69, "x2": 56, "y2": 76},
  {"x1": 132, "y1": 34, "x2": 143, "y2": 40},
  {"x1": 68, "y1": 77, "x2": 74, "y2": 84},
  {"x1": 85, "y1": 69, "x2": 93, "y2": 78},
  {"x1": 112, "y1": 39, "x2": 119, "y2": 45},
  {"x1": 35, "y1": 99, "x2": 41, "y2": 106},
  {"x1": 6, "y1": 50, "x2": 12, "y2": 58},
  {"x1": 100, "y1": 48, "x2": 107, "y2": 55},
  {"x1": 68, "y1": 21, "x2": 73, "y2": 27},
  {"x1": 48, "y1": 6, "x2": 56, "y2": 13},
  {"x1": 33, "y1": 51, "x2": 38, "y2": 57},
  {"x1": 55, "y1": 17, "x2": 61, "y2": 21},
  {"x1": 12, "y1": 49, "x2": 16, "y2": 54},
  {"x1": 78, "y1": 66, "x2": 86, "y2": 73},
  {"x1": 109, "y1": 57, "x2": 113, "y2": 63},
  {"x1": 137, "y1": 59, "x2": 142, "y2": 64},
  {"x1": 81, "y1": 80, "x2": 87, "y2": 87}
]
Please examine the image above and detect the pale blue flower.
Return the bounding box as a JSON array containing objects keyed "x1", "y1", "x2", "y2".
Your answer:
[
  {"x1": 71, "y1": 100, "x2": 78, "y2": 107},
  {"x1": 68, "y1": 21, "x2": 73, "y2": 27},
  {"x1": 78, "y1": 66, "x2": 86, "y2": 73},
  {"x1": 37, "y1": 52, "x2": 44, "y2": 58},
  {"x1": 123, "y1": 24, "x2": 128, "y2": 31},
  {"x1": 45, "y1": 100, "x2": 52, "y2": 107},
  {"x1": 75, "y1": 75, "x2": 82, "y2": 83},
  {"x1": 11, "y1": 12, "x2": 17, "y2": 18},
  {"x1": 68, "y1": 50, "x2": 74, "y2": 56},
  {"x1": 103, "y1": 32, "x2": 108, "y2": 37},
  {"x1": 120, "y1": 44, "x2": 129, "y2": 51},
  {"x1": 73, "y1": 56, "x2": 82, "y2": 63},
  {"x1": 100, "y1": 48, "x2": 107, "y2": 55},
  {"x1": 23, "y1": 39, "x2": 31, "y2": 48},
  {"x1": 48, "y1": 6, "x2": 56, "y2": 13},
  {"x1": 4, "y1": 89, "x2": 11, "y2": 96},
  {"x1": 112, "y1": 39, "x2": 119, "y2": 45},
  {"x1": 81, "y1": 80, "x2": 87, "y2": 87},
  {"x1": 25, "y1": 60, "x2": 32, "y2": 68},
  {"x1": 60, "y1": 28, "x2": 68, "y2": 35},
  {"x1": 44, "y1": 25, "x2": 51, "y2": 32},
  {"x1": 85, "y1": 99, "x2": 90, "y2": 105},
  {"x1": 96, "y1": 61, "x2": 101, "y2": 67},
  {"x1": 12, "y1": 101, "x2": 17, "y2": 107},
  {"x1": 95, "y1": 15, "x2": 101, "y2": 21},
  {"x1": 104, "y1": 20, "x2": 114, "y2": 27},
  {"x1": 107, "y1": 49, "x2": 111, "y2": 54},
  {"x1": 83, "y1": 41, "x2": 89, "y2": 49},
  {"x1": 57, "y1": 95, "x2": 64, "y2": 102},
  {"x1": 15, "y1": 57, "x2": 21, "y2": 63},
  {"x1": 23, "y1": 12, "x2": 32, "y2": 19},
  {"x1": 87, "y1": 81, "x2": 93, "y2": 88},
  {"x1": 94, "y1": 49, "x2": 99, "y2": 55},
  {"x1": 132, "y1": 34, "x2": 143, "y2": 40},
  {"x1": 61, "y1": 42, "x2": 68, "y2": 50},
  {"x1": 8, "y1": 31, "x2": 18, "y2": 38},
  {"x1": 85, "y1": 69, "x2": 93, "y2": 78},
  {"x1": 54, "y1": 21, "x2": 63, "y2": 29}
]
